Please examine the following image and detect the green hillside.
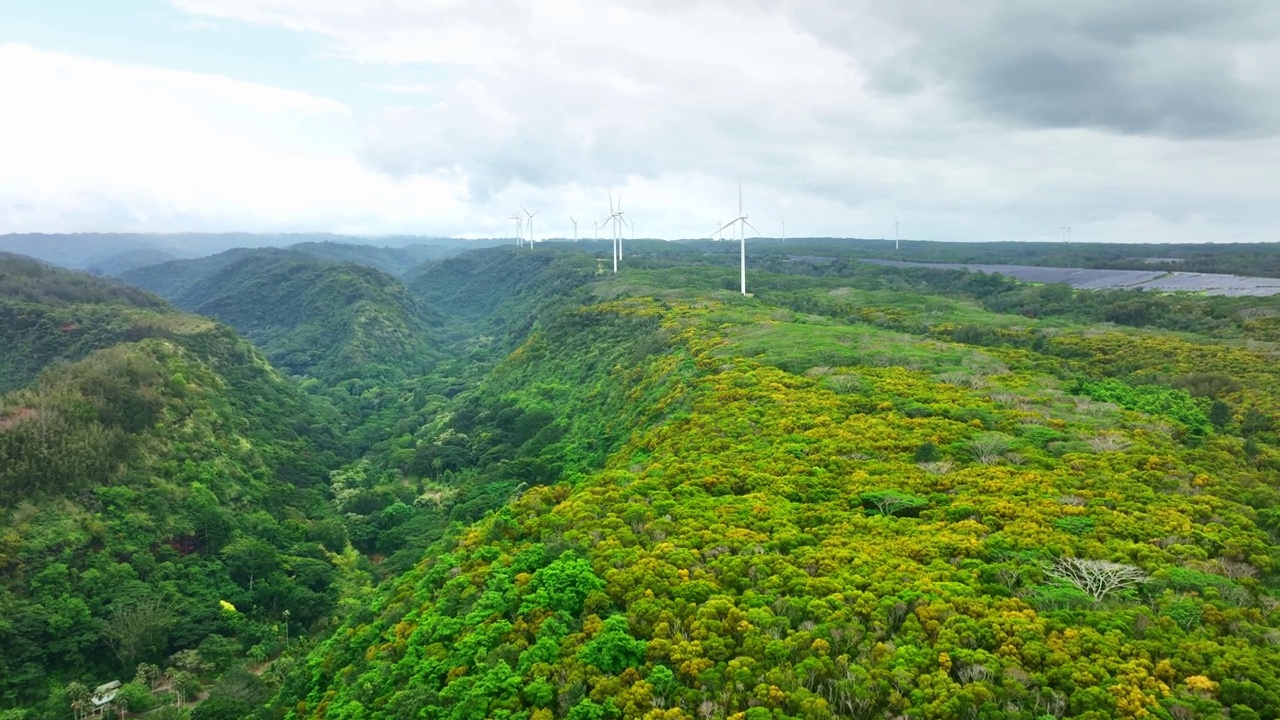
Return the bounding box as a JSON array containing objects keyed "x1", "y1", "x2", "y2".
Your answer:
[
  {"x1": 0, "y1": 262, "x2": 354, "y2": 714},
  {"x1": 269, "y1": 263, "x2": 1280, "y2": 720},
  {"x1": 285, "y1": 242, "x2": 467, "y2": 277},
  {"x1": 0, "y1": 254, "x2": 172, "y2": 394},
  {"x1": 128, "y1": 253, "x2": 436, "y2": 385},
  {"x1": 117, "y1": 247, "x2": 273, "y2": 299},
  {"x1": 118, "y1": 241, "x2": 476, "y2": 297},
  {"x1": 8, "y1": 247, "x2": 1280, "y2": 720}
]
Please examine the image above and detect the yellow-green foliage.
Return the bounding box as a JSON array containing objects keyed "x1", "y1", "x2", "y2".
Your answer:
[{"x1": 273, "y1": 296, "x2": 1280, "y2": 720}]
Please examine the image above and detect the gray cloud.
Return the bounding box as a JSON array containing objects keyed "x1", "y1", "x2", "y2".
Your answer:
[
  {"x1": 30, "y1": 0, "x2": 1279, "y2": 241},
  {"x1": 821, "y1": 0, "x2": 1280, "y2": 138}
]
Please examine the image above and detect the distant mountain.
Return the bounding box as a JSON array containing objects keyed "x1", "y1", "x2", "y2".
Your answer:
[
  {"x1": 284, "y1": 241, "x2": 469, "y2": 276},
  {"x1": 0, "y1": 232, "x2": 506, "y2": 271},
  {"x1": 127, "y1": 252, "x2": 436, "y2": 384},
  {"x1": 118, "y1": 247, "x2": 282, "y2": 298},
  {"x1": 81, "y1": 247, "x2": 179, "y2": 276},
  {"x1": 117, "y1": 241, "x2": 485, "y2": 299}
]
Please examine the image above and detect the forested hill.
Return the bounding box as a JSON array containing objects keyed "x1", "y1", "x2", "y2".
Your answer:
[
  {"x1": 271, "y1": 262, "x2": 1280, "y2": 720},
  {"x1": 125, "y1": 253, "x2": 436, "y2": 384},
  {"x1": 0, "y1": 260, "x2": 352, "y2": 713},
  {"x1": 0, "y1": 254, "x2": 172, "y2": 393},
  {"x1": 118, "y1": 242, "x2": 470, "y2": 296},
  {"x1": 9, "y1": 248, "x2": 1280, "y2": 720}
]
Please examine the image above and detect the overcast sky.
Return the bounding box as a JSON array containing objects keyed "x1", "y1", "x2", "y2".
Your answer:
[{"x1": 2, "y1": 0, "x2": 1278, "y2": 242}]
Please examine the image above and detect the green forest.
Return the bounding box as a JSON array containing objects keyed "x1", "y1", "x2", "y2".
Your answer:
[{"x1": 3, "y1": 241, "x2": 1280, "y2": 720}]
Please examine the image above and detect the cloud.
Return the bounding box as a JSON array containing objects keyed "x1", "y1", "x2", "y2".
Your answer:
[
  {"x1": 817, "y1": 0, "x2": 1280, "y2": 139},
  {"x1": 0, "y1": 44, "x2": 468, "y2": 235},
  {"x1": 8, "y1": 1, "x2": 1280, "y2": 241}
]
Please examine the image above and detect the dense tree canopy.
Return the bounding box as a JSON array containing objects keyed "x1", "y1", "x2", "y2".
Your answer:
[{"x1": 6, "y1": 245, "x2": 1280, "y2": 720}]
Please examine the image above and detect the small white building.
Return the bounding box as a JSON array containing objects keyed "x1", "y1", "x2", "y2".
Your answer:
[{"x1": 89, "y1": 681, "x2": 121, "y2": 717}]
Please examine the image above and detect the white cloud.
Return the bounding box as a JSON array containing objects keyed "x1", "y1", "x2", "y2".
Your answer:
[
  {"x1": 6, "y1": 0, "x2": 1280, "y2": 242},
  {"x1": 0, "y1": 44, "x2": 468, "y2": 234}
]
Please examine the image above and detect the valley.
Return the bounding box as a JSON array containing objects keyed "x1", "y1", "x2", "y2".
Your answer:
[{"x1": 2, "y1": 241, "x2": 1280, "y2": 720}]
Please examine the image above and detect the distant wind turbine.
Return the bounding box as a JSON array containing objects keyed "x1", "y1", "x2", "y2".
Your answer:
[
  {"x1": 712, "y1": 178, "x2": 761, "y2": 296},
  {"x1": 628, "y1": 217, "x2": 635, "y2": 241},
  {"x1": 780, "y1": 218, "x2": 786, "y2": 242},
  {"x1": 895, "y1": 218, "x2": 900, "y2": 251},
  {"x1": 509, "y1": 213, "x2": 523, "y2": 246},
  {"x1": 569, "y1": 214, "x2": 579, "y2": 241},
  {"x1": 522, "y1": 206, "x2": 539, "y2": 248},
  {"x1": 600, "y1": 192, "x2": 625, "y2": 274},
  {"x1": 1061, "y1": 225, "x2": 1071, "y2": 244}
]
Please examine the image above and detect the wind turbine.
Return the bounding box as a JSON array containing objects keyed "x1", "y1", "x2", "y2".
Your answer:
[
  {"x1": 616, "y1": 195, "x2": 625, "y2": 259},
  {"x1": 600, "y1": 191, "x2": 625, "y2": 273},
  {"x1": 712, "y1": 178, "x2": 760, "y2": 296},
  {"x1": 628, "y1": 217, "x2": 635, "y2": 241},
  {"x1": 509, "y1": 213, "x2": 523, "y2": 246},
  {"x1": 895, "y1": 218, "x2": 900, "y2": 251},
  {"x1": 522, "y1": 206, "x2": 539, "y2": 248},
  {"x1": 780, "y1": 218, "x2": 786, "y2": 242},
  {"x1": 569, "y1": 214, "x2": 579, "y2": 241},
  {"x1": 1060, "y1": 225, "x2": 1071, "y2": 244}
]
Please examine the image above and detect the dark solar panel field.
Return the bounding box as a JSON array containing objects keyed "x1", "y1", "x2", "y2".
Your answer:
[{"x1": 861, "y1": 259, "x2": 1280, "y2": 297}]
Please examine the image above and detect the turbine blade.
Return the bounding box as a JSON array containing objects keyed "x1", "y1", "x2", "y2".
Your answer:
[
  {"x1": 715, "y1": 219, "x2": 737, "y2": 235},
  {"x1": 744, "y1": 220, "x2": 762, "y2": 237}
]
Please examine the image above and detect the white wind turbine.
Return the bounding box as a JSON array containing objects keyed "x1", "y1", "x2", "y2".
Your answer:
[
  {"x1": 780, "y1": 218, "x2": 786, "y2": 242},
  {"x1": 509, "y1": 213, "x2": 523, "y2": 246},
  {"x1": 569, "y1": 214, "x2": 579, "y2": 241},
  {"x1": 895, "y1": 217, "x2": 900, "y2": 251},
  {"x1": 522, "y1": 206, "x2": 539, "y2": 247},
  {"x1": 600, "y1": 192, "x2": 624, "y2": 273},
  {"x1": 712, "y1": 178, "x2": 761, "y2": 296}
]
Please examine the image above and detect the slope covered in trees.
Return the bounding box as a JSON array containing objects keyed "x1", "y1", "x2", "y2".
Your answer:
[
  {"x1": 8, "y1": 245, "x2": 1280, "y2": 720},
  {"x1": 270, "y1": 264, "x2": 1280, "y2": 720},
  {"x1": 0, "y1": 262, "x2": 355, "y2": 715},
  {"x1": 0, "y1": 254, "x2": 173, "y2": 393},
  {"x1": 117, "y1": 240, "x2": 489, "y2": 298},
  {"x1": 125, "y1": 253, "x2": 436, "y2": 385}
]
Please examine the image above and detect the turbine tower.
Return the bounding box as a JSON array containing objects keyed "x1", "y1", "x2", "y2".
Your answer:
[
  {"x1": 600, "y1": 192, "x2": 624, "y2": 274},
  {"x1": 522, "y1": 206, "x2": 539, "y2": 248},
  {"x1": 615, "y1": 195, "x2": 625, "y2": 259},
  {"x1": 509, "y1": 213, "x2": 523, "y2": 246},
  {"x1": 712, "y1": 178, "x2": 760, "y2": 296},
  {"x1": 895, "y1": 218, "x2": 900, "y2": 251},
  {"x1": 570, "y1": 214, "x2": 579, "y2": 241},
  {"x1": 780, "y1": 218, "x2": 786, "y2": 242}
]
